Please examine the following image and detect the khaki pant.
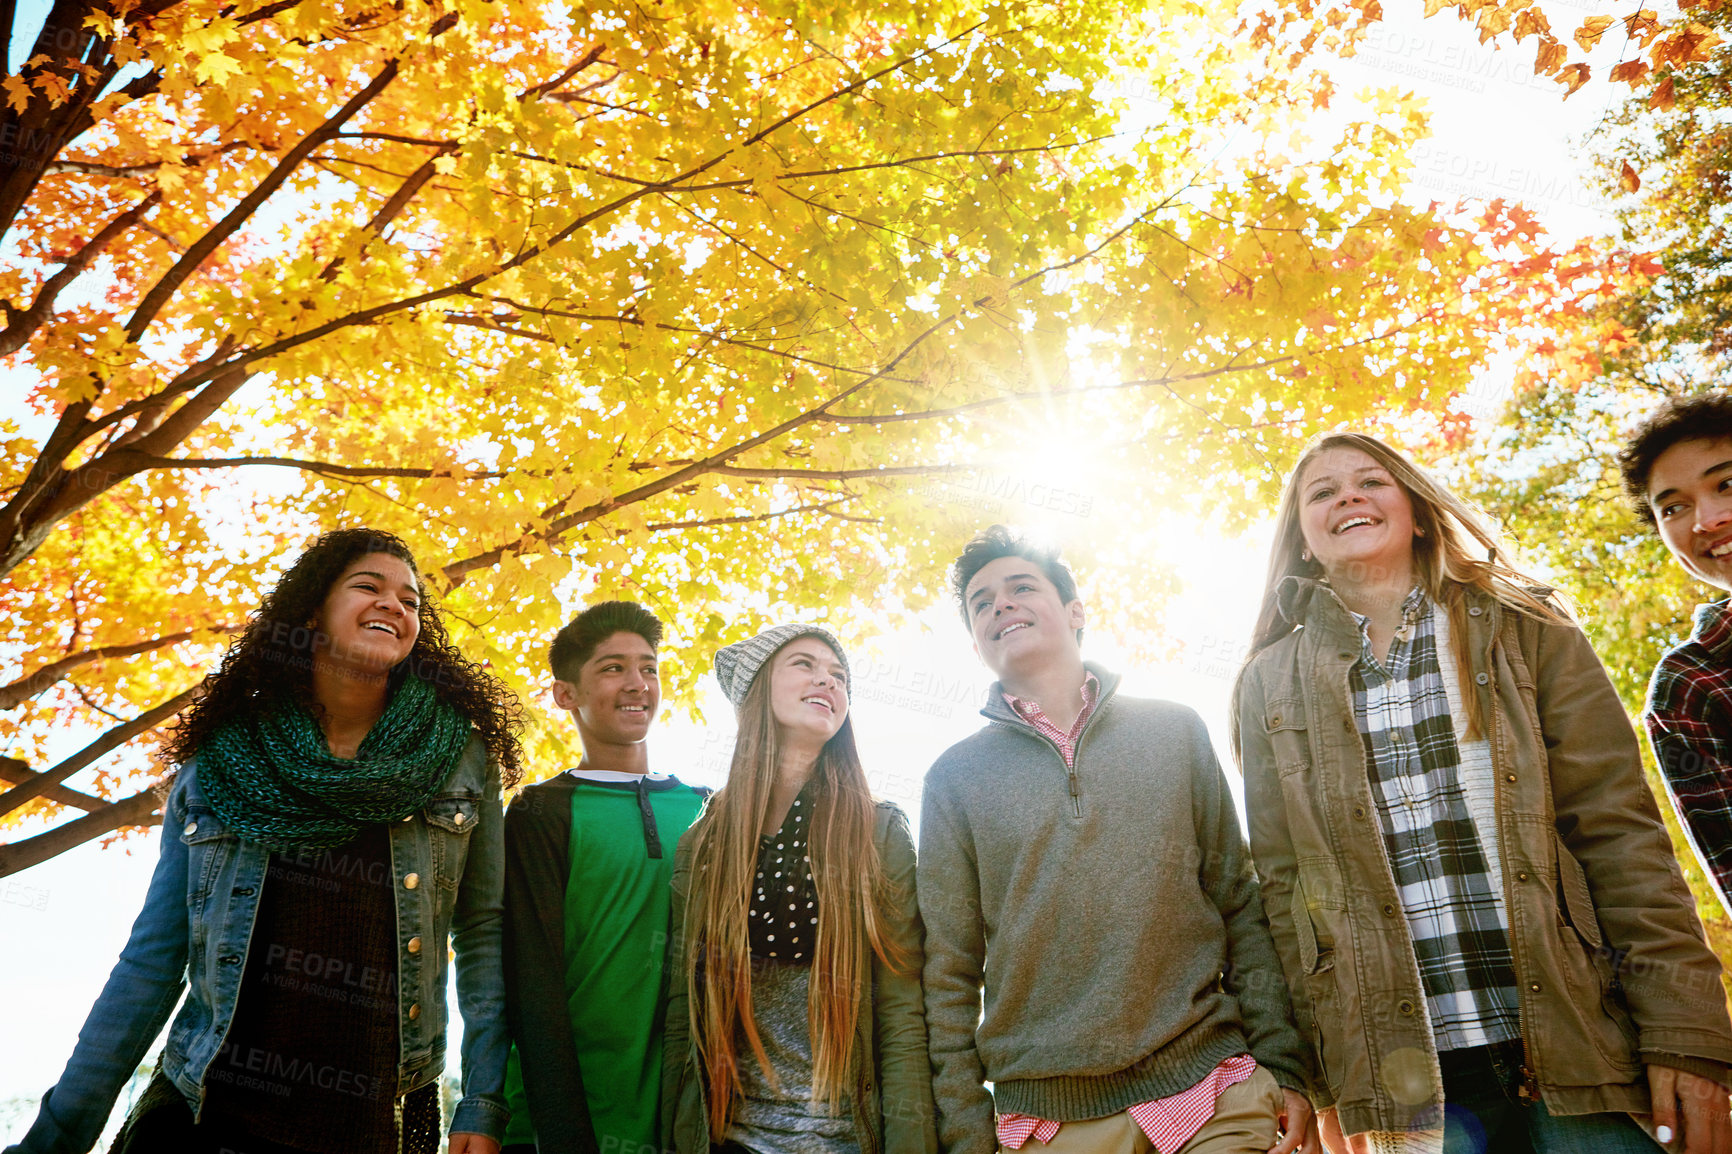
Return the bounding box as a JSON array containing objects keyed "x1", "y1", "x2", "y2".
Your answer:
[{"x1": 1001, "y1": 1066, "x2": 1285, "y2": 1154}]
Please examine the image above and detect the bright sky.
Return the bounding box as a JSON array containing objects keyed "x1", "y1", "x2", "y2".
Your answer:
[{"x1": 0, "y1": 0, "x2": 1634, "y2": 1139}]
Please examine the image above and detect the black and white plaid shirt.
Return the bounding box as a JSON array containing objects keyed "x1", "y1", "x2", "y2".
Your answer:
[{"x1": 1351, "y1": 587, "x2": 1521, "y2": 1051}]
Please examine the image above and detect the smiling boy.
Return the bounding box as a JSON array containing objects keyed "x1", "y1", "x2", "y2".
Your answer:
[
  {"x1": 917, "y1": 526, "x2": 1315, "y2": 1154},
  {"x1": 1621, "y1": 393, "x2": 1732, "y2": 917},
  {"x1": 501, "y1": 602, "x2": 708, "y2": 1154}
]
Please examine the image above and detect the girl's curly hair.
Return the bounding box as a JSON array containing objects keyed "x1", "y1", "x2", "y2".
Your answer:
[{"x1": 168, "y1": 527, "x2": 524, "y2": 786}]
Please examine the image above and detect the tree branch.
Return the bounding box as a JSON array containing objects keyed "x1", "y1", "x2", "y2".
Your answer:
[
  {"x1": 0, "y1": 757, "x2": 105, "y2": 812},
  {"x1": 0, "y1": 627, "x2": 231, "y2": 710},
  {"x1": 813, "y1": 360, "x2": 1298, "y2": 425},
  {"x1": 519, "y1": 44, "x2": 605, "y2": 102},
  {"x1": 647, "y1": 498, "x2": 872, "y2": 533},
  {"x1": 321, "y1": 138, "x2": 461, "y2": 281},
  {"x1": 0, "y1": 191, "x2": 161, "y2": 358},
  {"x1": 123, "y1": 17, "x2": 454, "y2": 342},
  {"x1": 137, "y1": 454, "x2": 491, "y2": 480},
  {"x1": 707, "y1": 464, "x2": 967, "y2": 482},
  {"x1": 0, "y1": 687, "x2": 195, "y2": 818},
  {"x1": 86, "y1": 22, "x2": 990, "y2": 414},
  {"x1": 0, "y1": 786, "x2": 163, "y2": 877}
]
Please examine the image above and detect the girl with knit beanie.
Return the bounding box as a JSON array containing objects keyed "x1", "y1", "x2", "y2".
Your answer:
[
  {"x1": 661, "y1": 624, "x2": 937, "y2": 1154},
  {"x1": 9, "y1": 528, "x2": 522, "y2": 1154}
]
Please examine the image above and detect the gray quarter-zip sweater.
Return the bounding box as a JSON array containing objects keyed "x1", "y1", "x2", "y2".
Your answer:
[{"x1": 917, "y1": 663, "x2": 1308, "y2": 1154}]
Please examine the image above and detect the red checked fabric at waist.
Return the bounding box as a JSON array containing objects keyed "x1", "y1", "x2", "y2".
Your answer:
[{"x1": 995, "y1": 1054, "x2": 1258, "y2": 1152}]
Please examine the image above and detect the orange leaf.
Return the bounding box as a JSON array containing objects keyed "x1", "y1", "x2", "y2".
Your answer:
[
  {"x1": 1609, "y1": 59, "x2": 1651, "y2": 85},
  {"x1": 1648, "y1": 75, "x2": 1676, "y2": 110},
  {"x1": 1573, "y1": 14, "x2": 1615, "y2": 51},
  {"x1": 1476, "y1": 7, "x2": 1512, "y2": 42},
  {"x1": 1534, "y1": 38, "x2": 1568, "y2": 75},
  {"x1": 1663, "y1": 23, "x2": 1723, "y2": 64},
  {"x1": 1423, "y1": 0, "x2": 1452, "y2": 18},
  {"x1": 1619, "y1": 160, "x2": 1640, "y2": 193},
  {"x1": 1555, "y1": 62, "x2": 1591, "y2": 96},
  {"x1": 1514, "y1": 8, "x2": 1552, "y2": 41},
  {"x1": 1623, "y1": 9, "x2": 1661, "y2": 42}
]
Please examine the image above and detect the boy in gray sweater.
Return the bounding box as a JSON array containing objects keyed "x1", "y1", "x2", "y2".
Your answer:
[{"x1": 919, "y1": 526, "x2": 1316, "y2": 1154}]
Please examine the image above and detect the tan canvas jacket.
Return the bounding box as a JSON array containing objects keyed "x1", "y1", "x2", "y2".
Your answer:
[{"x1": 1235, "y1": 577, "x2": 1732, "y2": 1137}]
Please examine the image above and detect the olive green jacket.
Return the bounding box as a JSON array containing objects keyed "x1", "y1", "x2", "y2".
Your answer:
[
  {"x1": 660, "y1": 800, "x2": 939, "y2": 1154},
  {"x1": 1235, "y1": 578, "x2": 1732, "y2": 1137}
]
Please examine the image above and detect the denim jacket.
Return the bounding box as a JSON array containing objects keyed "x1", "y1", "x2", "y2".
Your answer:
[{"x1": 9, "y1": 734, "x2": 509, "y2": 1154}]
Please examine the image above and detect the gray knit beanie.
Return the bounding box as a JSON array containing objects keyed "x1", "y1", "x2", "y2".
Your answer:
[{"x1": 713, "y1": 623, "x2": 851, "y2": 707}]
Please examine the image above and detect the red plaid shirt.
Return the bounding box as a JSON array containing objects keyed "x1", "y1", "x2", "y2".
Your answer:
[
  {"x1": 995, "y1": 676, "x2": 1259, "y2": 1152},
  {"x1": 1646, "y1": 599, "x2": 1732, "y2": 917}
]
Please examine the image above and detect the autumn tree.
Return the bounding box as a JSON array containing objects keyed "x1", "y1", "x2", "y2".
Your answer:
[
  {"x1": 1239, "y1": 0, "x2": 1725, "y2": 100},
  {"x1": 0, "y1": 0, "x2": 1607, "y2": 874}
]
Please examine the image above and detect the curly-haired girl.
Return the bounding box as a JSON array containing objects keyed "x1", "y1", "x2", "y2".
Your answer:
[{"x1": 11, "y1": 527, "x2": 522, "y2": 1154}]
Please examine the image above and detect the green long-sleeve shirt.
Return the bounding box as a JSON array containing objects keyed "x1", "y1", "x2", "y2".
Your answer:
[{"x1": 503, "y1": 771, "x2": 707, "y2": 1153}]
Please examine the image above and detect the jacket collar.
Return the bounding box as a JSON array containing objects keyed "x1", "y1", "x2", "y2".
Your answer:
[
  {"x1": 1274, "y1": 575, "x2": 1363, "y2": 646},
  {"x1": 1274, "y1": 575, "x2": 1510, "y2": 673},
  {"x1": 979, "y1": 660, "x2": 1122, "y2": 727},
  {"x1": 1692, "y1": 598, "x2": 1732, "y2": 657}
]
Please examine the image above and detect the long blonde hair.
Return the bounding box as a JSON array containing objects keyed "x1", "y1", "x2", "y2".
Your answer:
[
  {"x1": 680, "y1": 640, "x2": 906, "y2": 1135},
  {"x1": 1241, "y1": 432, "x2": 1564, "y2": 740}
]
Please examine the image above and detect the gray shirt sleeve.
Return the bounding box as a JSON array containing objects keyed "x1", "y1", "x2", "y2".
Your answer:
[{"x1": 917, "y1": 768, "x2": 996, "y2": 1154}]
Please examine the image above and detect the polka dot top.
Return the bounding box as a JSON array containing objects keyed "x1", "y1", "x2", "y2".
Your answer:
[{"x1": 747, "y1": 783, "x2": 819, "y2": 964}]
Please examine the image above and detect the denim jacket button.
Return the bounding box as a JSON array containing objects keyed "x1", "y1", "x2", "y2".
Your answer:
[
  {"x1": 233, "y1": 886, "x2": 255, "y2": 897},
  {"x1": 404, "y1": 872, "x2": 420, "y2": 890},
  {"x1": 407, "y1": 936, "x2": 422, "y2": 954},
  {"x1": 408, "y1": 1003, "x2": 422, "y2": 1020},
  {"x1": 184, "y1": 822, "x2": 198, "y2": 836},
  {"x1": 453, "y1": 811, "x2": 465, "y2": 826},
  {"x1": 219, "y1": 954, "x2": 241, "y2": 965}
]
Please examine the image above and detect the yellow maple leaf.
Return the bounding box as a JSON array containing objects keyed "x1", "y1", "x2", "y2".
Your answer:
[{"x1": 194, "y1": 52, "x2": 243, "y2": 84}]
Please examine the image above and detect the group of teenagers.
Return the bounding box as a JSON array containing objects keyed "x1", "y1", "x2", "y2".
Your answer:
[{"x1": 17, "y1": 392, "x2": 1732, "y2": 1154}]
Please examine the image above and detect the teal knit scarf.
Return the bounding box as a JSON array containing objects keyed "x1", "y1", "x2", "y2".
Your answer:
[{"x1": 197, "y1": 673, "x2": 472, "y2": 851}]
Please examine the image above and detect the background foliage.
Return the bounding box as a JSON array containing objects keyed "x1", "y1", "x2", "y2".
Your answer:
[{"x1": 1, "y1": 0, "x2": 1633, "y2": 871}]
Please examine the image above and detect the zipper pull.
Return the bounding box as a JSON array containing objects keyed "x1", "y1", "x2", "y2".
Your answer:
[
  {"x1": 1516, "y1": 1065, "x2": 1538, "y2": 1103},
  {"x1": 1069, "y1": 772, "x2": 1080, "y2": 816}
]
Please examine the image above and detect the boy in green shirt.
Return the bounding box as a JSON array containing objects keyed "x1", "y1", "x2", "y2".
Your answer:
[{"x1": 503, "y1": 601, "x2": 708, "y2": 1154}]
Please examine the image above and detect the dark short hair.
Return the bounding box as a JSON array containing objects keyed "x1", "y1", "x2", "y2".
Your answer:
[
  {"x1": 549, "y1": 601, "x2": 663, "y2": 683},
  {"x1": 949, "y1": 525, "x2": 1081, "y2": 637},
  {"x1": 1618, "y1": 392, "x2": 1732, "y2": 524}
]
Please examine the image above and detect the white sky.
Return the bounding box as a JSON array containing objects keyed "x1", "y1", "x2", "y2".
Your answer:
[{"x1": 0, "y1": 0, "x2": 1636, "y2": 1138}]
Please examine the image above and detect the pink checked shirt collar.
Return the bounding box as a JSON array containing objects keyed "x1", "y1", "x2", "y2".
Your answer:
[{"x1": 1001, "y1": 672, "x2": 1100, "y2": 769}]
